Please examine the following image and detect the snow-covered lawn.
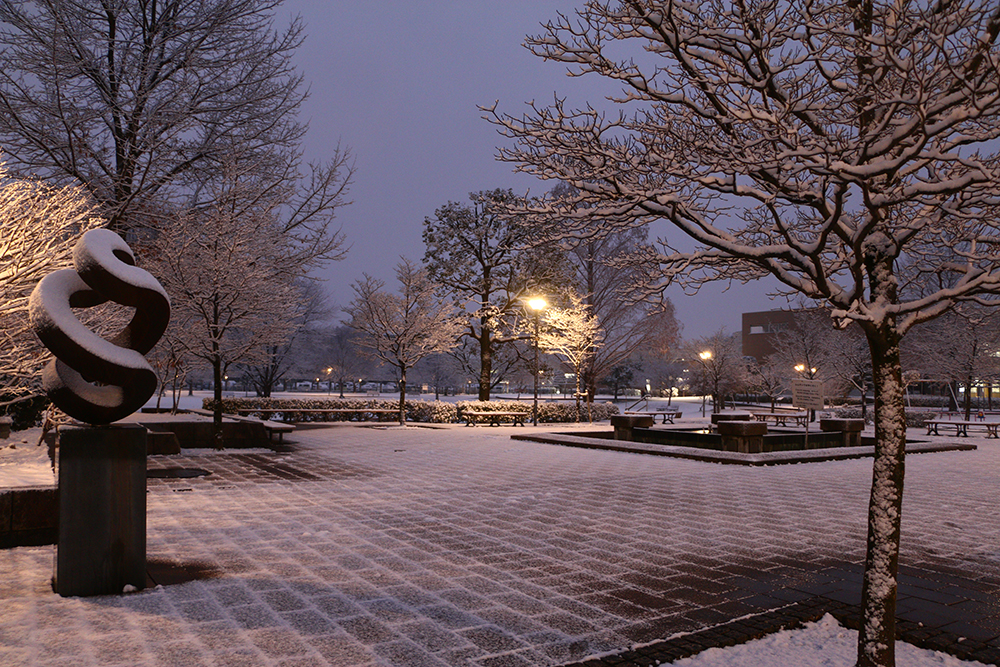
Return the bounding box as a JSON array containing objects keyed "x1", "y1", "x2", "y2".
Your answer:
[{"x1": 665, "y1": 615, "x2": 988, "y2": 666}]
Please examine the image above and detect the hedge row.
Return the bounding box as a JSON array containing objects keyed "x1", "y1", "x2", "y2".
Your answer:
[
  {"x1": 203, "y1": 397, "x2": 618, "y2": 423},
  {"x1": 830, "y1": 407, "x2": 943, "y2": 428},
  {"x1": 456, "y1": 400, "x2": 618, "y2": 423}
]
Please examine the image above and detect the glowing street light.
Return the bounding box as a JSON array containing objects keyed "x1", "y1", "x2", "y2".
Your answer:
[
  {"x1": 699, "y1": 350, "x2": 712, "y2": 360},
  {"x1": 529, "y1": 297, "x2": 547, "y2": 426}
]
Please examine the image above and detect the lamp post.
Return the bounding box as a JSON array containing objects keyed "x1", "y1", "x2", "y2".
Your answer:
[
  {"x1": 528, "y1": 297, "x2": 547, "y2": 426},
  {"x1": 699, "y1": 350, "x2": 712, "y2": 415}
]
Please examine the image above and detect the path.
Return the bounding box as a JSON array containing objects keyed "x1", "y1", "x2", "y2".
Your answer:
[{"x1": 0, "y1": 422, "x2": 997, "y2": 666}]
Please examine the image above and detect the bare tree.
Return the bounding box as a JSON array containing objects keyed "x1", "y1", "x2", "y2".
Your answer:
[
  {"x1": 552, "y1": 183, "x2": 682, "y2": 401},
  {"x1": 151, "y1": 157, "x2": 344, "y2": 443},
  {"x1": 241, "y1": 280, "x2": 332, "y2": 397},
  {"x1": 536, "y1": 292, "x2": 604, "y2": 419},
  {"x1": 0, "y1": 0, "x2": 321, "y2": 235},
  {"x1": 684, "y1": 330, "x2": 746, "y2": 413},
  {"x1": 0, "y1": 167, "x2": 102, "y2": 402},
  {"x1": 907, "y1": 306, "x2": 1000, "y2": 418},
  {"x1": 745, "y1": 358, "x2": 788, "y2": 412},
  {"x1": 488, "y1": 3, "x2": 1000, "y2": 663},
  {"x1": 318, "y1": 324, "x2": 369, "y2": 398},
  {"x1": 345, "y1": 259, "x2": 461, "y2": 425},
  {"x1": 423, "y1": 189, "x2": 568, "y2": 400}
]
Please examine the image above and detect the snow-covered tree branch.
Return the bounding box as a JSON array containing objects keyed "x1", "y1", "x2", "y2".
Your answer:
[
  {"x1": 346, "y1": 259, "x2": 461, "y2": 425},
  {"x1": 0, "y1": 166, "x2": 102, "y2": 401},
  {"x1": 487, "y1": 3, "x2": 1000, "y2": 664},
  {"x1": 0, "y1": 0, "x2": 317, "y2": 235}
]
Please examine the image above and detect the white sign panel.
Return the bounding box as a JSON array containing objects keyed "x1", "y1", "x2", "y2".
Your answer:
[{"x1": 792, "y1": 379, "x2": 825, "y2": 410}]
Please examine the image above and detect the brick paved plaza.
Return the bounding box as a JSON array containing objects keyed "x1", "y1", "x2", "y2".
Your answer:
[{"x1": 1, "y1": 422, "x2": 998, "y2": 666}]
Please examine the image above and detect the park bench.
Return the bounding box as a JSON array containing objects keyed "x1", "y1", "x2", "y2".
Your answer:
[
  {"x1": 462, "y1": 410, "x2": 529, "y2": 427},
  {"x1": 924, "y1": 418, "x2": 1000, "y2": 438},
  {"x1": 623, "y1": 409, "x2": 682, "y2": 424},
  {"x1": 235, "y1": 407, "x2": 399, "y2": 423},
  {"x1": 750, "y1": 410, "x2": 809, "y2": 427},
  {"x1": 187, "y1": 409, "x2": 295, "y2": 443}
]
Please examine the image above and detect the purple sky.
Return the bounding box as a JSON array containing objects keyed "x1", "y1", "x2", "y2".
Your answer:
[{"x1": 286, "y1": 1, "x2": 780, "y2": 339}]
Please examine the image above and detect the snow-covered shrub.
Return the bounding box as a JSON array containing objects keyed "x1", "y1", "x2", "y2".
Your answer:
[
  {"x1": 831, "y1": 407, "x2": 871, "y2": 424},
  {"x1": 204, "y1": 397, "x2": 457, "y2": 423},
  {"x1": 456, "y1": 400, "x2": 618, "y2": 423},
  {"x1": 405, "y1": 400, "x2": 457, "y2": 423}
]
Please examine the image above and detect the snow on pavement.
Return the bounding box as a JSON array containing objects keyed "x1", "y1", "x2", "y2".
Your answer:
[
  {"x1": 0, "y1": 419, "x2": 997, "y2": 666},
  {"x1": 667, "y1": 614, "x2": 990, "y2": 667}
]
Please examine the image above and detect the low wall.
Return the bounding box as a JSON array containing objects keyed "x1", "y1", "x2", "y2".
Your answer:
[{"x1": 0, "y1": 487, "x2": 58, "y2": 548}]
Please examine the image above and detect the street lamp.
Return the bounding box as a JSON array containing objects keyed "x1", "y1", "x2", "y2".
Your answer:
[
  {"x1": 699, "y1": 350, "x2": 712, "y2": 360},
  {"x1": 528, "y1": 297, "x2": 547, "y2": 426}
]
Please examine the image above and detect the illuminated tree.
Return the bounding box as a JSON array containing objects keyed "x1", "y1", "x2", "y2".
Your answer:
[{"x1": 0, "y1": 168, "x2": 101, "y2": 403}]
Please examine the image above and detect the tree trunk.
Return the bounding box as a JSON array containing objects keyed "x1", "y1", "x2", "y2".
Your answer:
[
  {"x1": 857, "y1": 326, "x2": 907, "y2": 667},
  {"x1": 478, "y1": 325, "x2": 492, "y2": 401},
  {"x1": 964, "y1": 377, "x2": 973, "y2": 421},
  {"x1": 397, "y1": 368, "x2": 407, "y2": 426},
  {"x1": 212, "y1": 351, "x2": 224, "y2": 450}
]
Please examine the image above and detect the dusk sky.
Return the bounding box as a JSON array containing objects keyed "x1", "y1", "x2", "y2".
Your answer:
[{"x1": 286, "y1": 1, "x2": 782, "y2": 339}]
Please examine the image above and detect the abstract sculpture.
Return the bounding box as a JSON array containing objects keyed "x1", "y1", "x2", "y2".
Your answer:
[{"x1": 29, "y1": 228, "x2": 170, "y2": 424}]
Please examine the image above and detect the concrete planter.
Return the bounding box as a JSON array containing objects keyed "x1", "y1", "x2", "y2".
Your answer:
[
  {"x1": 820, "y1": 418, "x2": 865, "y2": 448},
  {"x1": 717, "y1": 420, "x2": 768, "y2": 453},
  {"x1": 610, "y1": 415, "x2": 654, "y2": 441}
]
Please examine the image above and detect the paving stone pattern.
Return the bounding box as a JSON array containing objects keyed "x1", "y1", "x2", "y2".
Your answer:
[{"x1": 0, "y1": 423, "x2": 998, "y2": 666}]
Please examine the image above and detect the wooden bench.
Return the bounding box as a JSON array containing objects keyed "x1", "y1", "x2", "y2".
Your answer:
[
  {"x1": 187, "y1": 409, "x2": 295, "y2": 443},
  {"x1": 462, "y1": 410, "x2": 530, "y2": 427},
  {"x1": 925, "y1": 419, "x2": 1000, "y2": 438},
  {"x1": 623, "y1": 410, "x2": 682, "y2": 424},
  {"x1": 235, "y1": 407, "x2": 399, "y2": 423},
  {"x1": 750, "y1": 410, "x2": 809, "y2": 427}
]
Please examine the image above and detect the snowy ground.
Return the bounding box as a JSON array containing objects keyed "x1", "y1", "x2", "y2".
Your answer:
[
  {"x1": 0, "y1": 428, "x2": 53, "y2": 488},
  {"x1": 666, "y1": 614, "x2": 990, "y2": 667},
  {"x1": 1, "y1": 402, "x2": 997, "y2": 666}
]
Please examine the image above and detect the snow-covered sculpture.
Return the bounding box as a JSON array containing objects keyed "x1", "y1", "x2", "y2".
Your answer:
[{"x1": 29, "y1": 229, "x2": 170, "y2": 424}]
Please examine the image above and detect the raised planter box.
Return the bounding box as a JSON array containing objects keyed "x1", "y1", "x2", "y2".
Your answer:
[
  {"x1": 718, "y1": 420, "x2": 769, "y2": 453},
  {"x1": 611, "y1": 414, "x2": 654, "y2": 441}
]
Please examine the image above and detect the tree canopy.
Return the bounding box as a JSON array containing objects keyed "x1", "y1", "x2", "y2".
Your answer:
[{"x1": 0, "y1": 0, "x2": 315, "y2": 235}]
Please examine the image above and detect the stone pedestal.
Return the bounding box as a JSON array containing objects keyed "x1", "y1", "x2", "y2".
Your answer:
[
  {"x1": 718, "y1": 420, "x2": 768, "y2": 453},
  {"x1": 55, "y1": 425, "x2": 146, "y2": 596},
  {"x1": 611, "y1": 415, "x2": 654, "y2": 441},
  {"x1": 710, "y1": 413, "x2": 753, "y2": 427},
  {"x1": 820, "y1": 418, "x2": 865, "y2": 448}
]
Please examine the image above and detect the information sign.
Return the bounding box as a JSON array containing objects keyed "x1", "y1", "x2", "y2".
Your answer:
[{"x1": 792, "y1": 379, "x2": 825, "y2": 410}]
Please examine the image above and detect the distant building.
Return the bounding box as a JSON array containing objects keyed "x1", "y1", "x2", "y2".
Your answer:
[{"x1": 741, "y1": 310, "x2": 798, "y2": 363}]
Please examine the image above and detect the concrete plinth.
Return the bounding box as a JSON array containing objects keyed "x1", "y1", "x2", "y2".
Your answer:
[
  {"x1": 611, "y1": 415, "x2": 654, "y2": 441},
  {"x1": 710, "y1": 413, "x2": 754, "y2": 427},
  {"x1": 55, "y1": 425, "x2": 146, "y2": 596},
  {"x1": 820, "y1": 418, "x2": 866, "y2": 448},
  {"x1": 718, "y1": 420, "x2": 768, "y2": 453}
]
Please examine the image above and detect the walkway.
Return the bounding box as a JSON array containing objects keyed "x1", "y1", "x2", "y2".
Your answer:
[{"x1": 0, "y1": 422, "x2": 997, "y2": 666}]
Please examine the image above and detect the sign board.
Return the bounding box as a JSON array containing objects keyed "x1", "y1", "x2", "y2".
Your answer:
[{"x1": 792, "y1": 379, "x2": 825, "y2": 410}]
